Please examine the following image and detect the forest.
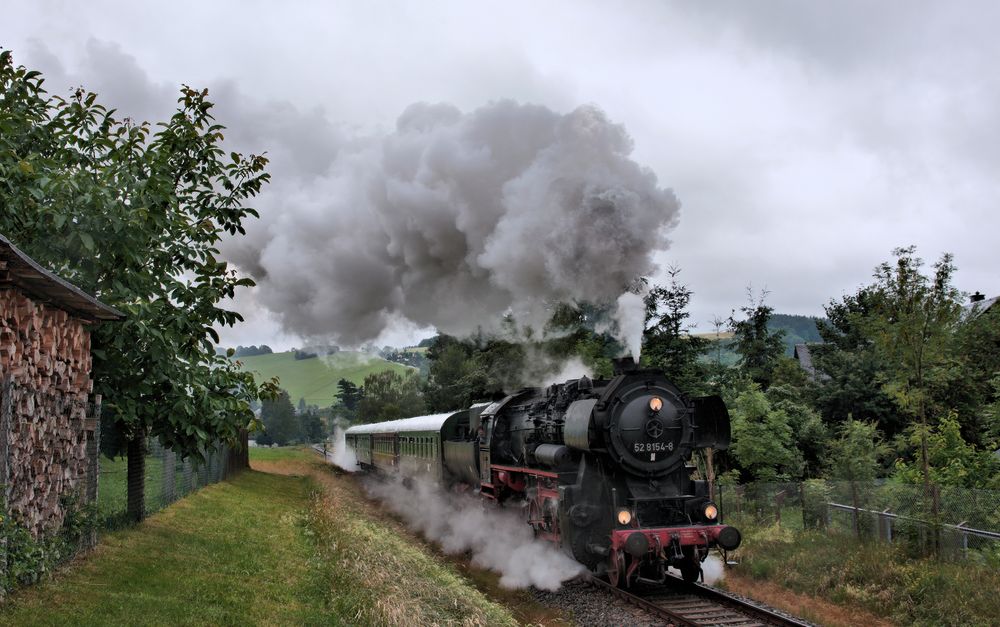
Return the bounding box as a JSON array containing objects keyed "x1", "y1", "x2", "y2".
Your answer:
[{"x1": 332, "y1": 251, "x2": 1000, "y2": 493}]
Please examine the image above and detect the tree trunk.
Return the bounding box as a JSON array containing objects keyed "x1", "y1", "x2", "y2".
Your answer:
[{"x1": 126, "y1": 433, "x2": 146, "y2": 523}]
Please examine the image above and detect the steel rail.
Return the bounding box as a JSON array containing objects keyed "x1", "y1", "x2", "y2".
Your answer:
[{"x1": 586, "y1": 574, "x2": 813, "y2": 627}]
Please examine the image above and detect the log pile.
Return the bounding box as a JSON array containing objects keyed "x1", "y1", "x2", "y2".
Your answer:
[{"x1": 0, "y1": 289, "x2": 95, "y2": 536}]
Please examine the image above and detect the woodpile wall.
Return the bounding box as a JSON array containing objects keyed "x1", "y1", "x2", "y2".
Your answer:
[{"x1": 0, "y1": 288, "x2": 97, "y2": 537}]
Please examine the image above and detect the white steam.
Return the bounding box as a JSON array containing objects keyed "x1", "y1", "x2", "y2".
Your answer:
[
  {"x1": 327, "y1": 425, "x2": 357, "y2": 473},
  {"x1": 670, "y1": 554, "x2": 726, "y2": 585},
  {"x1": 226, "y1": 101, "x2": 679, "y2": 346},
  {"x1": 701, "y1": 554, "x2": 725, "y2": 585},
  {"x1": 613, "y1": 291, "x2": 646, "y2": 360},
  {"x1": 366, "y1": 477, "x2": 584, "y2": 590},
  {"x1": 541, "y1": 356, "x2": 591, "y2": 387}
]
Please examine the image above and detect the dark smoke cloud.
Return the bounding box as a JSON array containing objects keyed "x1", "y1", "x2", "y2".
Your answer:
[{"x1": 226, "y1": 101, "x2": 680, "y2": 345}]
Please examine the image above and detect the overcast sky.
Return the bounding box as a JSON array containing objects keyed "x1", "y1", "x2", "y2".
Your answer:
[{"x1": 5, "y1": 1, "x2": 998, "y2": 350}]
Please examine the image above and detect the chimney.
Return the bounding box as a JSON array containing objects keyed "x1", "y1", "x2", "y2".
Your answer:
[{"x1": 971, "y1": 291, "x2": 986, "y2": 303}]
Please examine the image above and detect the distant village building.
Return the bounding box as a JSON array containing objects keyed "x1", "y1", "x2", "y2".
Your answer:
[
  {"x1": 965, "y1": 291, "x2": 999, "y2": 317},
  {"x1": 793, "y1": 343, "x2": 819, "y2": 380},
  {"x1": 0, "y1": 234, "x2": 122, "y2": 536}
]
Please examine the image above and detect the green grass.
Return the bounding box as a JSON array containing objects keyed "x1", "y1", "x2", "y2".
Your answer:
[
  {"x1": 732, "y1": 523, "x2": 1000, "y2": 626},
  {"x1": 247, "y1": 445, "x2": 314, "y2": 462},
  {"x1": 0, "y1": 470, "x2": 329, "y2": 626},
  {"x1": 234, "y1": 350, "x2": 413, "y2": 407}
]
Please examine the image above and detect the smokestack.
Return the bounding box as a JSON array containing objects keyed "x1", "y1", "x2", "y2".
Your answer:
[{"x1": 971, "y1": 291, "x2": 986, "y2": 303}]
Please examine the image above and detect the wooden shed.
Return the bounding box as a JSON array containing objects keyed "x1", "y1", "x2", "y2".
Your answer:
[{"x1": 0, "y1": 234, "x2": 123, "y2": 536}]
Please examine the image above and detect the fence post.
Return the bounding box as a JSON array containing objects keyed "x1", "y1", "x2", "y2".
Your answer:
[
  {"x1": 775, "y1": 490, "x2": 786, "y2": 527},
  {"x1": 162, "y1": 447, "x2": 176, "y2": 505},
  {"x1": 0, "y1": 376, "x2": 13, "y2": 596},
  {"x1": 182, "y1": 457, "x2": 192, "y2": 493}
]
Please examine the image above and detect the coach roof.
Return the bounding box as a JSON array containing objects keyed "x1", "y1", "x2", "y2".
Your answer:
[{"x1": 346, "y1": 411, "x2": 460, "y2": 435}]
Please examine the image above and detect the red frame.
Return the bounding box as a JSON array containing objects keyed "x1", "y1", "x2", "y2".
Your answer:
[{"x1": 609, "y1": 524, "x2": 729, "y2": 551}]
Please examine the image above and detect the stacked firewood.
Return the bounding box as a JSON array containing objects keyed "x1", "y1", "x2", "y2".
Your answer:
[{"x1": 0, "y1": 290, "x2": 95, "y2": 536}]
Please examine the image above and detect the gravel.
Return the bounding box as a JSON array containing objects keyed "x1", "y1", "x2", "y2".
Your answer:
[{"x1": 531, "y1": 579, "x2": 674, "y2": 627}]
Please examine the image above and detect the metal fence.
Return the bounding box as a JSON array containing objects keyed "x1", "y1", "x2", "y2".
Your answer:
[
  {"x1": 717, "y1": 480, "x2": 1000, "y2": 560},
  {"x1": 97, "y1": 439, "x2": 234, "y2": 528}
]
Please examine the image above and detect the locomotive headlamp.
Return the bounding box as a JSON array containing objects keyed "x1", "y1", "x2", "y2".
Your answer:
[
  {"x1": 616, "y1": 508, "x2": 633, "y2": 525},
  {"x1": 649, "y1": 396, "x2": 664, "y2": 412},
  {"x1": 702, "y1": 502, "x2": 719, "y2": 521}
]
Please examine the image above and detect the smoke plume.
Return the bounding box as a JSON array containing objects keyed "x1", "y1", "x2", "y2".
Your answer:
[
  {"x1": 366, "y1": 477, "x2": 584, "y2": 590},
  {"x1": 226, "y1": 100, "x2": 679, "y2": 346},
  {"x1": 328, "y1": 425, "x2": 357, "y2": 473}
]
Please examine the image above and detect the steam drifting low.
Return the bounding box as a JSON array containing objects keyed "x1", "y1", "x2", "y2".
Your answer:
[
  {"x1": 227, "y1": 101, "x2": 680, "y2": 347},
  {"x1": 366, "y1": 476, "x2": 585, "y2": 590}
]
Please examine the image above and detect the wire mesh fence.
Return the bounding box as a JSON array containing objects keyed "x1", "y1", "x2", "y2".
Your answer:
[
  {"x1": 717, "y1": 479, "x2": 1000, "y2": 561},
  {"x1": 97, "y1": 439, "x2": 234, "y2": 528}
]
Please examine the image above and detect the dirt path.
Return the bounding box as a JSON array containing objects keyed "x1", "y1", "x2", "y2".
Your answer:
[{"x1": 721, "y1": 572, "x2": 897, "y2": 627}]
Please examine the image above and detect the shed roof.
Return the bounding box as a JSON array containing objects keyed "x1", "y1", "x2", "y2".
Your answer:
[{"x1": 0, "y1": 234, "x2": 124, "y2": 322}]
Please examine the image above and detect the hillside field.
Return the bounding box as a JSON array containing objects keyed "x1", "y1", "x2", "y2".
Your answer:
[{"x1": 235, "y1": 351, "x2": 412, "y2": 407}]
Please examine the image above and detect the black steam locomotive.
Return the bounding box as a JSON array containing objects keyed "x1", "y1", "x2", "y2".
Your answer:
[{"x1": 345, "y1": 361, "x2": 741, "y2": 586}]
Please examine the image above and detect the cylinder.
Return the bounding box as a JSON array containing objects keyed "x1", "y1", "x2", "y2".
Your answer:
[{"x1": 533, "y1": 443, "x2": 572, "y2": 467}]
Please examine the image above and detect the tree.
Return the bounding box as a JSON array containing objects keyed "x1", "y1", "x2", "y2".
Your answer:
[
  {"x1": 0, "y1": 50, "x2": 277, "y2": 521},
  {"x1": 827, "y1": 419, "x2": 886, "y2": 536},
  {"x1": 335, "y1": 378, "x2": 362, "y2": 412},
  {"x1": 301, "y1": 408, "x2": 326, "y2": 443},
  {"x1": 260, "y1": 391, "x2": 300, "y2": 446},
  {"x1": 640, "y1": 268, "x2": 710, "y2": 394},
  {"x1": 357, "y1": 370, "x2": 426, "y2": 423},
  {"x1": 727, "y1": 385, "x2": 801, "y2": 482},
  {"x1": 729, "y1": 289, "x2": 786, "y2": 389},
  {"x1": 867, "y1": 247, "x2": 962, "y2": 497}
]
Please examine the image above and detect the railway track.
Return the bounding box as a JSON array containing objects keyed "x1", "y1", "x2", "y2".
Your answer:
[{"x1": 585, "y1": 574, "x2": 813, "y2": 627}]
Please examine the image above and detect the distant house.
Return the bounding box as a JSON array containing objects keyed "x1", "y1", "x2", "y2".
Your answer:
[
  {"x1": 0, "y1": 234, "x2": 123, "y2": 536},
  {"x1": 964, "y1": 291, "x2": 999, "y2": 317},
  {"x1": 793, "y1": 343, "x2": 821, "y2": 380}
]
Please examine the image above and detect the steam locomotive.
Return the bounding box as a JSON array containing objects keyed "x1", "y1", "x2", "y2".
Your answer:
[{"x1": 344, "y1": 360, "x2": 741, "y2": 586}]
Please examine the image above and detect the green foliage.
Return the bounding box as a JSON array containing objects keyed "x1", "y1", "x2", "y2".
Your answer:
[
  {"x1": 0, "y1": 49, "x2": 277, "y2": 459},
  {"x1": 640, "y1": 267, "x2": 710, "y2": 394},
  {"x1": 358, "y1": 370, "x2": 426, "y2": 423},
  {"x1": 728, "y1": 385, "x2": 802, "y2": 481},
  {"x1": 232, "y1": 345, "x2": 273, "y2": 357},
  {"x1": 892, "y1": 413, "x2": 1000, "y2": 489},
  {"x1": 0, "y1": 494, "x2": 98, "y2": 593},
  {"x1": 827, "y1": 418, "x2": 885, "y2": 483},
  {"x1": 728, "y1": 289, "x2": 786, "y2": 388},
  {"x1": 336, "y1": 378, "x2": 362, "y2": 412},
  {"x1": 300, "y1": 408, "x2": 326, "y2": 442},
  {"x1": 259, "y1": 390, "x2": 301, "y2": 446}
]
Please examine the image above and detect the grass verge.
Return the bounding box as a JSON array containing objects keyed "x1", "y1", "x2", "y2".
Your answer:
[
  {"x1": 729, "y1": 522, "x2": 1000, "y2": 626},
  {"x1": 0, "y1": 468, "x2": 328, "y2": 625},
  {"x1": 255, "y1": 450, "x2": 519, "y2": 626}
]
